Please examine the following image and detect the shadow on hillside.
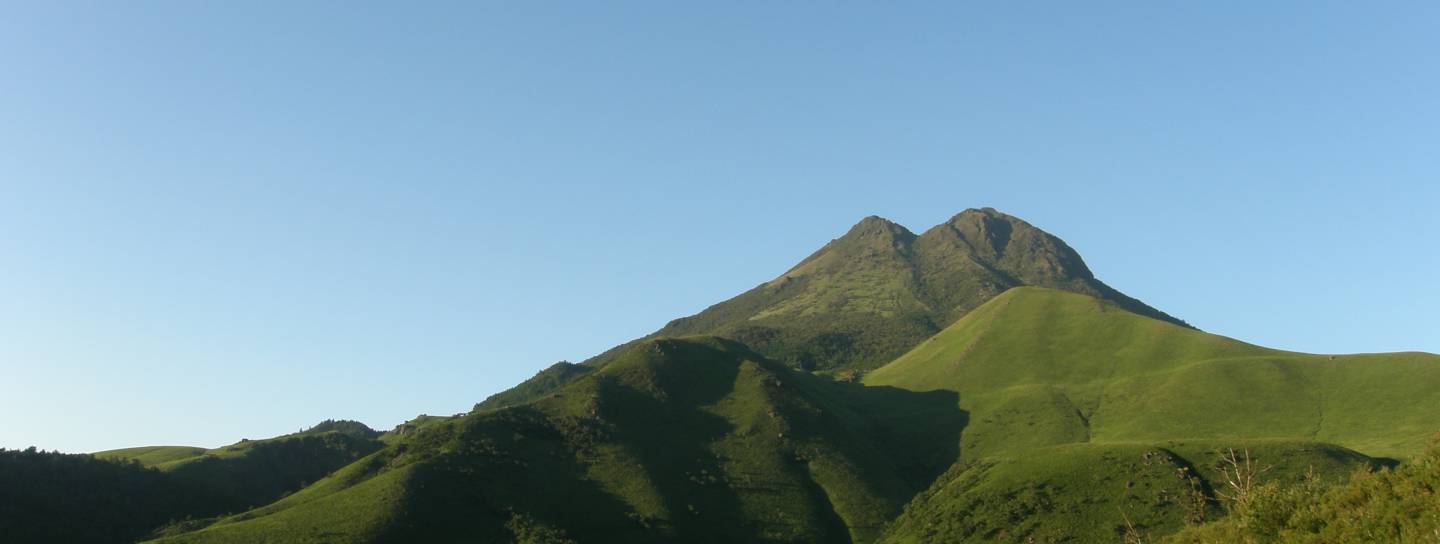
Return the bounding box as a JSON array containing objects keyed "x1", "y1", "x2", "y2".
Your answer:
[
  {"x1": 595, "y1": 342, "x2": 754, "y2": 542},
  {"x1": 388, "y1": 405, "x2": 666, "y2": 543},
  {"x1": 819, "y1": 381, "x2": 968, "y2": 492},
  {"x1": 393, "y1": 337, "x2": 969, "y2": 543},
  {"x1": 165, "y1": 433, "x2": 384, "y2": 513}
]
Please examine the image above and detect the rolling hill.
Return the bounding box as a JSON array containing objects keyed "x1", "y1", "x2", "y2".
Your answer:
[
  {"x1": 3, "y1": 421, "x2": 384, "y2": 544},
  {"x1": 146, "y1": 337, "x2": 967, "y2": 543},
  {"x1": 864, "y1": 287, "x2": 1440, "y2": 460}
]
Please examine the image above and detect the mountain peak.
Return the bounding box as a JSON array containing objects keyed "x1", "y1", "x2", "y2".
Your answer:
[
  {"x1": 924, "y1": 207, "x2": 1093, "y2": 280},
  {"x1": 767, "y1": 215, "x2": 915, "y2": 286},
  {"x1": 841, "y1": 215, "x2": 916, "y2": 242},
  {"x1": 942, "y1": 207, "x2": 1009, "y2": 228},
  {"x1": 588, "y1": 206, "x2": 1187, "y2": 372},
  {"x1": 952, "y1": 206, "x2": 1004, "y2": 218}
]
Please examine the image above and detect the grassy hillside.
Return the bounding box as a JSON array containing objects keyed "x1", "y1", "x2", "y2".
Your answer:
[
  {"x1": 865, "y1": 286, "x2": 1440, "y2": 542},
  {"x1": 865, "y1": 286, "x2": 1440, "y2": 460},
  {"x1": 9, "y1": 427, "x2": 380, "y2": 544},
  {"x1": 473, "y1": 361, "x2": 594, "y2": 411},
  {"x1": 68, "y1": 421, "x2": 388, "y2": 541},
  {"x1": 94, "y1": 445, "x2": 207, "y2": 467},
  {"x1": 301, "y1": 419, "x2": 383, "y2": 440},
  {"x1": 150, "y1": 337, "x2": 967, "y2": 544},
  {"x1": 155, "y1": 430, "x2": 384, "y2": 513},
  {"x1": 97, "y1": 420, "x2": 380, "y2": 469}
]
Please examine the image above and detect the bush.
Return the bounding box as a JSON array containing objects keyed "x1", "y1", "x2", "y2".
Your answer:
[{"x1": 1167, "y1": 435, "x2": 1440, "y2": 543}]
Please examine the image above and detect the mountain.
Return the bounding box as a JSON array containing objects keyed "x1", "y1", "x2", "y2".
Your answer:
[
  {"x1": 12, "y1": 208, "x2": 1439, "y2": 543},
  {"x1": 484, "y1": 208, "x2": 1185, "y2": 410},
  {"x1": 143, "y1": 289, "x2": 1439, "y2": 543},
  {"x1": 596, "y1": 208, "x2": 1180, "y2": 373}
]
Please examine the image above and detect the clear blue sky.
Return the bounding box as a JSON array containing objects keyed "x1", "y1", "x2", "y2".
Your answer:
[{"x1": 2, "y1": 2, "x2": 1436, "y2": 453}]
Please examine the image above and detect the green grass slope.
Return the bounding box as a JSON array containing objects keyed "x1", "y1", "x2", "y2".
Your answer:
[
  {"x1": 152, "y1": 337, "x2": 967, "y2": 544},
  {"x1": 473, "y1": 361, "x2": 594, "y2": 411},
  {"x1": 156, "y1": 429, "x2": 384, "y2": 513},
  {"x1": 865, "y1": 286, "x2": 1440, "y2": 542},
  {"x1": 147, "y1": 450, "x2": 419, "y2": 543},
  {"x1": 865, "y1": 286, "x2": 1440, "y2": 460},
  {"x1": 95, "y1": 420, "x2": 380, "y2": 469},
  {"x1": 84, "y1": 420, "x2": 387, "y2": 536}
]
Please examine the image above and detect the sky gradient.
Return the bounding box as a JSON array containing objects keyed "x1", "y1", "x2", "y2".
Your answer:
[{"x1": 2, "y1": 2, "x2": 1436, "y2": 453}]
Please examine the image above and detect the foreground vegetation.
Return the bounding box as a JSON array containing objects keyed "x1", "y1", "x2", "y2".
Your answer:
[
  {"x1": 880, "y1": 440, "x2": 1392, "y2": 543},
  {"x1": 1167, "y1": 436, "x2": 1440, "y2": 543}
]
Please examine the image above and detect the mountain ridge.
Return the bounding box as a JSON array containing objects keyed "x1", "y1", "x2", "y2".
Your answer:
[
  {"x1": 621, "y1": 208, "x2": 1189, "y2": 371},
  {"x1": 483, "y1": 208, "x2": 1187, "y2": 411}
]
